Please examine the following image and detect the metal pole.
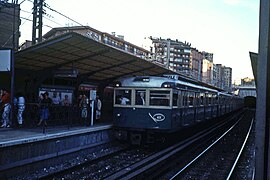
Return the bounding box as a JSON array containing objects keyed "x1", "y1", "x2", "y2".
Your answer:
[
  {"x1": 10, "y1": 1, "x2": 17, "y2": 126},
  {"x1": 38, "y1": 0, "x2": 43, "y2": 43},
  {"x1": 32, "y1": 0, "x2": 37, "y2": 45},
  {"x1": 91, "y1": 100, "x2": 94, "y2": 126},
  {"x1": 256, "y1": 0, "x2": 270, "y2": 179}
]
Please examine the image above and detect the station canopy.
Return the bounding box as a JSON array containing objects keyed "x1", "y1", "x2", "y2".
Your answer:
[
  {"x1": 249, "y1": 52, "x2": 257, "y2": 86},
  {"x1": 14, "y1": 32, "x2": 180, "y2": 84}
]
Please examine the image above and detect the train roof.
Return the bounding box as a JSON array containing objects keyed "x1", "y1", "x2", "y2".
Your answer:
[{"x1": 115, "y1": 76, "x2": 218, "y2": 93}]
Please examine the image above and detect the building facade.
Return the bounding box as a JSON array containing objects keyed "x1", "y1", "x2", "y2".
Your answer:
[
  {"x1": 201, "y1": 51, "x2": 213, "y2": 85},
  {"x1": 214, "y1": 64, "x2": 223, "y2": 89},
  {"x1": 150, "y1": 37, "x2": 193, "y2": 76},
  {"x1": 223, "y1": 66, "x2": 232, "y2": 92},
  {"x1": 191, "y1": 48, "x2": 203, "y2": 81},
  {"x1": 213, "y1": 64, "x2": 232, "y2": 92},
  {"x1": 241, "y1": 77, "x2": 256, "y2": 86},
  {"x1": 0, "y1": 1, "x2": 20, "y2": 51},
  {"x1": 42, "y1": 26, "x2": 151, "y2": 60}
]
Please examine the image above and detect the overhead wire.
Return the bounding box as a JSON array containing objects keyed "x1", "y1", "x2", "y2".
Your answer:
[
  {"x1": 0, "y1": 0, "x2": 33, "y2": 47},
  {"x1": 43, "y1": 15, "x2": 64, "y2": 27},
  {"x1": 1, "y1": 0, "x2": 87, "y2": 48},
  {"x1": 19, "y1": 0, "x2": 26, "y2": 5},
  {"x1": 43, "y1": 2, "x2": 84, "y2": 26}
]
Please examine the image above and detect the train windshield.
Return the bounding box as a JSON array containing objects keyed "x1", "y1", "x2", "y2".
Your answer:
[
  {"x1": 149, "y1": 90, "x2": 170, "y2": 106},
  {"x1": 115, "y1": 89, "x2": 131, "y2": 105},
  {"x1": 135, "y1": 90, "x2": 146, "y2": 105}
]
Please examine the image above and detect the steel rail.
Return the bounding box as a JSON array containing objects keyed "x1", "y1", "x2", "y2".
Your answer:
[
  {"x1": 104, "y1": 110, "x2": 244, "y2": 180},
  {"x1": 170, "y1": 113, "x2": 245, "y2": 180},
  {"x1": 226, "y1": 117, "x2": 254, "y2": 180}
]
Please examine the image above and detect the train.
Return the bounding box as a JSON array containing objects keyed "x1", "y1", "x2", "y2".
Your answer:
[{"x1": 112, "y1": 75, "x2": 244, "y2": 145}]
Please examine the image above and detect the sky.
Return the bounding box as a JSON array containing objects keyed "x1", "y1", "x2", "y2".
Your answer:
[{"x1": 18, "y1": 0, "x2": 259, "y2": 83}]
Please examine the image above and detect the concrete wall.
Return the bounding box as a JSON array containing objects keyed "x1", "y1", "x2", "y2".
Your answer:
[{"x1": 0, "y1": 128, "x2": 113, "y2": 178}]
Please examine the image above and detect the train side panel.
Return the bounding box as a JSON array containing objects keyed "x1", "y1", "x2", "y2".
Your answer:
[{"x1": 113, "y1": 107, "x2": 173, "y2": 130}]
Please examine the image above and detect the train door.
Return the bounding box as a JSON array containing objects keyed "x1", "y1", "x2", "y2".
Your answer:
[
  {"x1": 180, "y1": 90, "x2": 188, "y2": 126},
  {"x1": 172, "y1": 90, "x2": 181, "y2": 128},
  {"x1": 205, "y1": 93, "x2": 212, "y2": 120},
  {"x1": 197, "y1": 92, "x2": 205, "y2": 122},
  {"x1": 181, "y1": 91, "x2": 195, "y2": 126},
  {"x1": 188, "y1": 91, "x2": 196, "y2": 125},
  {"x1": 212, "y1": 94, "x2": 218, "y2": 118},
  {"x1": 194, "y1": 92, "x2": 200, "y2": 122}
]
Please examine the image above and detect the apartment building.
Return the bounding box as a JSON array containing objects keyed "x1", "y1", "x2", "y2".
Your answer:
[
  {"x1": 214, "y1": 64, "x2": 232, "y2": 92},
  {"x1": 191, "y1": 48, "x2": 203, "y2": 81},
  {"x1": 42, "y1": 26, "x2": 151, "y2": 60},
  {"x1": 0, "y1": 1, "x2": 20, "y2": 50},
  {"x1": 201, "y1": 51, "x2": 213, "y2": 84},
  {"x1": 150, "y1": 37, "x2": 192, "y2": 76}
]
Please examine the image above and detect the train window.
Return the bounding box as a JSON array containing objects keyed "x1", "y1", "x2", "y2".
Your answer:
[
  {"x1": 135, "y1": 90, "x2": 146, "y2": 105},
  {"x1": 205, "y1": 94, "x2": 209, "y2": 105},
  {"x1": 149, "y1": 90, "x2": 170, "y2": 106},
  {"x1": 208, "y1": 94, "x2": 212, "y2": 105},
  {"x1": 195, "y1": 93, "x2": 200, "y2": 106},
  {"x1": 200, "y1": 93, "x2": 205, "y2": 106},
  {"x1": 188, "y1": 92, "x2": 195, "y2": 107},
  {"x1": 115, "y1": 89, "x2": 131, "y2": 105},
  {"x1": 182, "y1": 91, "x2": 188, "y2": 107},
  {"x1": 213, "y1": 94, "x2": 218, "y2": 104},
  {"x1": 173, "y1": 92, "x2": 178, "y2": 106}
]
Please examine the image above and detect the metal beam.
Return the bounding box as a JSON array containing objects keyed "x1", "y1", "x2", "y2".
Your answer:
[
  {"x1": 39, "y1": 49, "x2": 110, "y2": 72},
  {"x1": 256, "y1": 0, "x2": 270, "y2": 179},
  {"x1": 102, "y1": 66, "x2": 154, "y2": 83},
  {"x1": 79, "y1": 59, "x2": 137, "y2": 78},
  {"x1": 19, "y1": 34, "x2": 74, "y2": 53}
]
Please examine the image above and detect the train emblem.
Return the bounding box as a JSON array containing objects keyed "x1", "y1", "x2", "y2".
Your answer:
[{"x1": 148, "y1": 113, "x2": 165, "y2": 123}]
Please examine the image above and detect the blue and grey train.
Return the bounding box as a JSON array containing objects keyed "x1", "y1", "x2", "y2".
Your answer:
[{"x1": 113, "y1": 76, "x2": 244, "y2": 144}]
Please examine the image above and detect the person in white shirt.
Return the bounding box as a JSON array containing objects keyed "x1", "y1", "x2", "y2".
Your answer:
[
  {"x1": 95, "y1": 95, "x2": 102, "y2": 121},
  {"x1": 135, "y1": 92, "x2": 146, "y2": 105},
  {"x1": 17, "y1": 93, "x2": 25, "y2": 126},
  {"x1": 120, "y1": 96, "x2": 130, "y2": 105}
]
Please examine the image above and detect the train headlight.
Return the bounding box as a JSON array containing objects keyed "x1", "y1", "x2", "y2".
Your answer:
[
  {"x1": 164, "y1": 84, "x2": 170, "y2": 88},
  {"x1": 117, "y1": 113, "x2": 121, "y2": 117},
  {"x1": 114, "y1": 81, "x2": 121, "y2": 87},
  {"x1": 162, "y1": 82, "x2": 174, "y2": 88}
]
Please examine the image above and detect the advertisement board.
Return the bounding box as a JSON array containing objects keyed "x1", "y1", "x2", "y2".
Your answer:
[{"x1": 0, "y1": 49, "x2": 11, "y2": 72}]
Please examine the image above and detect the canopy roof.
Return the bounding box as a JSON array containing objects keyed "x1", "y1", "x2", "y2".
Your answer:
[{"x1": 15, "y1": 32, "x2": 177, "y2": 84}]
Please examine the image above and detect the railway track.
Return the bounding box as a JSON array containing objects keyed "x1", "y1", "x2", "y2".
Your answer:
[
  {"x1": 21, "y1": 109, "x2": 253, "y2": 180},
  {"x1": 104, "y1": 109, "x2": 250, "y2": 180},
  {"x1": 168, "y1": 109, "x2": 255, "y2": 179}
]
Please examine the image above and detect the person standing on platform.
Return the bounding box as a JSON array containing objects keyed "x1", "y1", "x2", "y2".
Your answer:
[
  {"x1": 52, "y1": 92, "x2": 60, "y2": 105},
  {"x1": 37, "y1": 93, "x2": 44, "y2": 124},
  {"x1": 95, "y1": 95, "x2": 102, "y2": 121},
  {"x1": 1, "y1": 89, "x2": 11, "y2": 128},
  {"x1": 61, "y1": 95, "x2": 71, "y2": 106},
  {"x1": 38, "y1": 92, "x2": 52, "y2": 126},
  {"x1": 17, "y1": 92, "x2": 25, "y2": 127},
  {"x1": 79, "y1": 94, "x2": 89, "y2": 125}
]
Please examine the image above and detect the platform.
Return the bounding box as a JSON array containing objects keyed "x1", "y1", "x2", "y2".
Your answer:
[
  {"x1": 0, "y1": 123, "x2": 113, "y2": 178},
  {"x1": 0, "y1": 123, "x2": 112, "y2": 147}
]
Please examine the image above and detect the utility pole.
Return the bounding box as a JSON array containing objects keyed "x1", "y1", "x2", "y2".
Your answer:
[
  {"x1": 32, "y1": 0, "x2": 44, "y2": 45},
  {"x1": 256, "y1": 0, "x2": 270, "y2": 179},
  {"x1": 10, "y1": 0, "x2": 18, "y2": 127}
]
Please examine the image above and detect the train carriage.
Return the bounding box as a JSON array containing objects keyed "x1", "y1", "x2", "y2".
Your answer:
[{"x1": 113, "y1": 76, "x2": 243, "y2": 144}]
